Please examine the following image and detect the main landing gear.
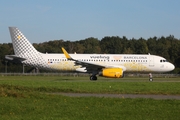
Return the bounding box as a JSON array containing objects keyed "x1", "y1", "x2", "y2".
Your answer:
[{"x1": 90, "y1": 75, "x2": 97, "y2": 81}]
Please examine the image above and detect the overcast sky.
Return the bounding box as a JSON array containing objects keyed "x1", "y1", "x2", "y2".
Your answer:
[{"x1": 1, "y1": 0, "x2": 180, "y2": 43}]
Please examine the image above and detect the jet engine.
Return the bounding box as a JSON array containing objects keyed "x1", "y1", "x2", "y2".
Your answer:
[{"x1": 99, "y1": 68, "x2": 123, "y2": 78}]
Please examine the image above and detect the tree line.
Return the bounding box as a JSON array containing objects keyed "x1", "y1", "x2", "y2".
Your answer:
[{"x1": 0, "y1": 35, "x2": 180, "y2": 73}]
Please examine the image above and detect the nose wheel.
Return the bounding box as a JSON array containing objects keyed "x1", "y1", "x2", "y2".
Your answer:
[
  {"x1": 90, "y1": 75, "x2": 97, "y2": 81},
  {"x1": 149, "y1": 73, "x2": 153, "y2": 82}
]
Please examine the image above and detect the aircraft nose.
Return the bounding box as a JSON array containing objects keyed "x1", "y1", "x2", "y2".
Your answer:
[
  {"x1": 168, "y1": 63, "x2": 175, "y2": 71},
  {"x1": 170, "y1": 63, "x2": 175, "y2": 71}
]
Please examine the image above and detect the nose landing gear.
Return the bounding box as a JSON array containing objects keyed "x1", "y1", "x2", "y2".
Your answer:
[{"x1": 149, "y1": 73, "x2": 153, "y2": 81}]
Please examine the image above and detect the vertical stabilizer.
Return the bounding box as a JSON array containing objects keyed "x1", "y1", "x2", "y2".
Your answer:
[
  {"x1": 8, "y1": 27, "x2": 48, "y2": 69},
  {"x1": 9, "y1": 27, "x2": 39, "y2": 56}
]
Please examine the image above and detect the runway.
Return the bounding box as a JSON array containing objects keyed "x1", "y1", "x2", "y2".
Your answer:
[{"x1": 53, "y1": 93, "x2": 180, "y2": 100}]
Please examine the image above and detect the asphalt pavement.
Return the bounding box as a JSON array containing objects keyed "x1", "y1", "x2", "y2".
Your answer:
[{"x1": 52, "y1": 92, "x2": 180, "y2": 100}]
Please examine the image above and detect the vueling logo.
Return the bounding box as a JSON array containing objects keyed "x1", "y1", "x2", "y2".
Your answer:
[{"x1": 90, "y1": 55, "x2": 110, "y2": 60}]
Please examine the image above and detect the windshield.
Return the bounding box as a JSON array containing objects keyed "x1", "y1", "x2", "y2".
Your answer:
[{"x1": 160, "y1": 59, "x2": 168, "y2": 62}]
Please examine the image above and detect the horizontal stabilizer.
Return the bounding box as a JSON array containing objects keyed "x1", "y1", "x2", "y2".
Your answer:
[{"x1": 5, "y1": 55, "x2": 26, "y2": 61}]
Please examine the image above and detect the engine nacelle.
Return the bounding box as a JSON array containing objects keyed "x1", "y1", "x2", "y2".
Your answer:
[{"x1": 99, "y1": 68, "x2": 123, "y2": 78}]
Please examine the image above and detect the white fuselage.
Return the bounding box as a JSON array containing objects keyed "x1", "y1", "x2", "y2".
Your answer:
[{"x1": 22, "y1": 53, "x2": 175, "y2": 73}]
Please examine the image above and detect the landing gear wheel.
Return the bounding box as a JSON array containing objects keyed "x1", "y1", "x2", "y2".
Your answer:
[
  {"x1": 149, "y1": 78, "x2": 153, "y2": 82},
  {"x1": 90, "y1": 75, "x2": 97, "y2": 81},
  {"x1": 90, "y1": 76, "x2": 93, "y2": 80}
]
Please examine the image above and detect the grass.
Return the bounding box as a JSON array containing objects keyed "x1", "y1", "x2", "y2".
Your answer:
[
  {"x1": 0, "y1": 76, "x2": 180, "y2": 95},
  {"x1": 0, "y1": 76, "x2": 180, "y2": 120},
  {"x1": 1, "y1": 95, "x2": 180, "y2": 120}
]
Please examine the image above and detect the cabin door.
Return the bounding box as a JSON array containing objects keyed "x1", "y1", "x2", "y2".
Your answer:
[{"x1": 149, "y1": 56, "x2": 154, "y2": 67}]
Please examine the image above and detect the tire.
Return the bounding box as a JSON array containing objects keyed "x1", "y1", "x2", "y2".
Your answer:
[
  {"x1": 94, "y1": 76, "x2": 97, "y2": 80},
  {"x1": 90, "y1": 75, "x2": 97, "y2": 81},
  {"x1": 149, "y1": 78, "x2": 153, "y2": 82},
  {"x1": 90, "y1": 76, "x2": 93, "y2": 81}
]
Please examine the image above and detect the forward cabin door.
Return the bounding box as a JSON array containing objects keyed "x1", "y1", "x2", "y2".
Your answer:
[{"x1": 149, "y1": 55, "x2": 154, "y2": 67}]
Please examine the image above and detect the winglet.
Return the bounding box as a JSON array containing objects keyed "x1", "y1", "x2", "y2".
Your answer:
[{"x1": 61, "y1": 47, "x2": 73, "y2": 60}]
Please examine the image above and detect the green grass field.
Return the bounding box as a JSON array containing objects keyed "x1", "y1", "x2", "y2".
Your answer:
[{"x1": 0, "y1": 76, "x2": 180, "y2": 120}]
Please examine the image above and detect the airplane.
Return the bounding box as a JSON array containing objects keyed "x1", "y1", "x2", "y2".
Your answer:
[{"x1": 6, "y1": 27, "x2": 175, "y2": 81}]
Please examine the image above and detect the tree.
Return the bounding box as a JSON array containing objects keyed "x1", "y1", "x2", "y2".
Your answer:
[
  {"x1": 100, "y1": 36, "x2": 124, "y2": 54},
  {"x1": 80, "y1": 37, "x2": 100, "y2": 53},
  {"x1": 147, "y1": 37, "x2": 157, "y2": 54},
  {"x1": 73, "y1": 42, "x2": 85, "y2": 53}
]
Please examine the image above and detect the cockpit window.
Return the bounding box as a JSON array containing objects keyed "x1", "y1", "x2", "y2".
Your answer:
[{"x1": 160, "y1": 59, "x2": 168, "y2": 62}]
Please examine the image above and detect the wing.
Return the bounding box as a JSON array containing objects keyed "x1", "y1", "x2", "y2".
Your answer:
[
  {"x1": 61, "y1": 48, "x2": 105, "y2": 72},
  {"x1": 61, "y1": 48, "x2": 126, "y2": 72},
  {"x1": 73, "y1": 60, "x2": 106, "y2": 72}
]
